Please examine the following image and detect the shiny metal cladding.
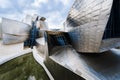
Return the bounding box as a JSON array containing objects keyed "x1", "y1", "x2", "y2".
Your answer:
[
  {"x1": 2, "y1": 18, "x2": 31, "y2": 44},
  {"x1": 0, "y1": 22, "x2": 2, "y2": 38},
  {"x1": 65, "y1": 0, "x2": 120, "y2": 53}
]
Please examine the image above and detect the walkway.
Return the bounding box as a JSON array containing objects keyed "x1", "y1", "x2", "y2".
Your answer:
[
  {"x1": 0, "y1": 39, "x2": 54, "y2": 80},
  {"x1": 0, "y1": 40, "x2": 32, "y2": 64}
]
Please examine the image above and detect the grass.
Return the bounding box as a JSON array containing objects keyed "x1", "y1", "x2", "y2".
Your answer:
[
  {"x1": 0, "y1": 53, "x2": 50, "y2": 80},
  {"x1": 44, "y1": 57, "x2": 85, "y2": 80}
]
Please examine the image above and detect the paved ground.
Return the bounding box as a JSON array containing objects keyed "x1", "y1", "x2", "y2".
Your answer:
[
  {"x1": 0, "y1": 40, "x2": 32, "y2": 64},
  {"x1": 0, "y1": 39, "x2": 54, "y2": 80},
  {"x1": 1, "y1": 39, "x2": 120, "y2": 80},
  {"x1": 0, "y1": 38, "x2": 44, "y2": 59}
]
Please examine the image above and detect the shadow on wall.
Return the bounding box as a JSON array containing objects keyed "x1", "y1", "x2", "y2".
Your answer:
[
  {"x1": 103, "y1": 0, "x2": 120, "y2": 39},
  {"x1": 44, "y1": 57, "x2": 85, "y2": 80}
]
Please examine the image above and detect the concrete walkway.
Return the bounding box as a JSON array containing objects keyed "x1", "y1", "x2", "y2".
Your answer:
[
  {"x1": 0, "y1": 40, "x2": 32, "y2": 64},
  {"x1": 32, "y1": 47, "x2": 54, "y2": 80},
  {"x1": 0, "y1": 39, "x2": 54, "y2": 80}
]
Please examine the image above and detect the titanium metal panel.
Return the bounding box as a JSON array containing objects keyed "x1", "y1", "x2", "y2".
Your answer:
[
  {"x1": 45, "y1": 31, "x2": 71, "y2": 56},
  {"x1": 2, "y1": 18, "x2": 31, "y2": 44},
  {"x1": 50, "y1": 47, "x2": 120, "y2": 80},
  {"x1": 100, "y1": 38, "x2": 120, "y2": 52},
  {"x1": 66, "y1": 0, "x2": 114, "y2": 52},
  {"x1": 2, "y1": 18, "x2": 31, "y2": 35},
  {"x1": 2, "y1": 33, "x2": 28, "y2": 44},
  {"x1": 0, "y1": 22, "x2": 2, "y2": 38}
]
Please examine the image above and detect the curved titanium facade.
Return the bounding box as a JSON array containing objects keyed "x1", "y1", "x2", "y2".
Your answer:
[
  {"x1": 45, "y1": 31, "x2": 71, "y2": 56},
  {"x1": 0, "y1": 22, "x2": 2, "y2": 38},
  {"x1": 2, "y1": 18, "x2": 31, "y2": 44},
  {"x1": 65, "y1": 0, "x2": 120, "y2": 52}
]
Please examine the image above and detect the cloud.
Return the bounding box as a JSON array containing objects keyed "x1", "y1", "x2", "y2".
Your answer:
[
  {"x1": 44, "y1": 11, "x2": 65, "y2": 29},
  {"x1": 23, "y1": 9, "x2": 39, "y2": 15},
  {"x1": 54, "y1": 0, "x2": 73, "y2": 6},
  {"x1": 0, "y1": 0, "x2": 12, "y2": 8},
  {"x1": 31, "y1": 0, "x2": 48, "y2": 7},
  {"x1": 0, "y1": 13, "x2": 25, "y2": 21},
  {"x1": 0, "y1": 0, "x2": 74, "y2": 29},
  {"x1": 42, "y1": 0, "x2": 74, "y2": 29},
  {"x1": 60, "y1": 0, "x2": 69, "y2": 5}
]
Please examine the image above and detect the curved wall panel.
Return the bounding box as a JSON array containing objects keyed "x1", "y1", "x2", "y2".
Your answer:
[
  {"x1": 2, "y1": 18, "x2": 31, "y2": 35},
  {"x1": 66, "y1": 0, "x2": 114, "y2": 52},
  {"x1": 1, "y1": 18, "x2": 31, "y2": 44},
  {"x1": 0, "y1": 22, "x2": 2, "y2": 38}
]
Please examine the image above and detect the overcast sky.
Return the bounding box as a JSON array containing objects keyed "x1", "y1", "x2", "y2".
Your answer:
[{"x1": 0, "y1": 0, "x2": 74, "y2": 29}]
